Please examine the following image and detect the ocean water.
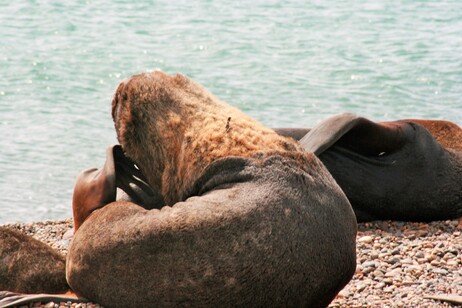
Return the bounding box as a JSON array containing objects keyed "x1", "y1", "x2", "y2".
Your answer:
[{"x1": 1, "y1": 1, "x2": 461, "y2": 224}]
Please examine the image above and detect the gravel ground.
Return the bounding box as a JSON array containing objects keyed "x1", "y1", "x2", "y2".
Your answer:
[
  {"x1": 331, "y1": 219, "x2": 462, "y2": 307},
  {"x1": 2, "y1": 219, "x2": 461, "y2": 307}
]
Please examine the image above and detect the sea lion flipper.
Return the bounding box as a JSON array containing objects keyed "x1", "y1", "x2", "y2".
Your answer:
[
  {"x1": 295, "y1": 113, "x2": 413, "y2": 157},
  {"x1": 72, "y1": 146, "x2": 118, "y2": 231},
  {"x1": 277, "y1": 114, "x2": 462, "y2": 222},
  {"x1": 113, "y1": 145, "x2": 165, "y2": 209},
  {"x1": 298, "y1": 113, "x2": 361, "y2": 155}
]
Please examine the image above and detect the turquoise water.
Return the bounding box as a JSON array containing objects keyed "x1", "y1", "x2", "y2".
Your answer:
[{"x1": 1, "y1": 1, "x2": 461, "y2": 224}]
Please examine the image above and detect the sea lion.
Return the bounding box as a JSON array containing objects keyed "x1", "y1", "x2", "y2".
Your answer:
[
  {"x1": 0, "y1": 227, "x2": 68, "y2": 294},
  {"x1": 274, "y1": 113, "x2": 462, "y2": 222},
  {"x1": 67, "y1": 72, "x2": 357, "y2": 307}
]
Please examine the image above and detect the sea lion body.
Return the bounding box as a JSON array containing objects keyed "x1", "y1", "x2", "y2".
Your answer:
[
  {"x1": 67, "y1": 72, "x2": 357, "y2": 307},
  {"x1": 0, "y1": 227, "x2": 68, "y2": 294},
  {"x1": 275, "y1": 114, "x2": 462, "y2": 222},
  {"x1": 68, "y1": 155, "x2": 356, "y2": 307}
]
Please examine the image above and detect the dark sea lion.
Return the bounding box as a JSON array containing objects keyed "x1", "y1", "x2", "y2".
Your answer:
[
  {"x1": 275, "y1": 113, "x2": 462, "y2": 222},
  {"x1": 0, "y1": 227, "x2": 68, "y2": 294},
  {"x1": 67, "y1": 72, "x2": 357, "y2": 307}
]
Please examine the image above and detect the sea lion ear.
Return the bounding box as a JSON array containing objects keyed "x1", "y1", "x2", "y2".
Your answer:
[
  {"x1": 299, "y1": 113, "x2": 412, "y2": 157},
  {"x1": 113, "y1": 145, "x2": 165, "y2": 209},
  {"x1": 299, "y1": 113, "x2": 361, "y2": 155}
]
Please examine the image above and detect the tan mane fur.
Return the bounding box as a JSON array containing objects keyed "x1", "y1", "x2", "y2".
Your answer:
[{"x1": 112, "y1": 71, "x2": 310, "y2": 205}]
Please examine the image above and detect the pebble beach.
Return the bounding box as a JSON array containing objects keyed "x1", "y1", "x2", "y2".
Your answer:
[{"x1": 2, "y1": 218, "x2": 462, "y2": 307}]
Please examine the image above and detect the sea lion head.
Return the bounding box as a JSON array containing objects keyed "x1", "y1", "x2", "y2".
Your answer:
[{"x1": 111, "y1": 71, "x2": 307, "y2": 204}]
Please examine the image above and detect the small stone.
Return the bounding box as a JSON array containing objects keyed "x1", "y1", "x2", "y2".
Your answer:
[
  {"x1": 424, "y1": 253, "x2": 434, "y2": 261},
  {"x1": 447, "y1": 259, "x2": 459, "y2": 266},
  {"x1": 356, "y1": 284, "x2": 367, "y2": 292},
  {"x1": 358, "y1": 235, "x2": 373, "y2": 243},
  {"x1": 443, "y1": 252, "x2": 456, "y2": 260},
  {"x1": 384, "y1": 286, "x2": 395, "y2": 293},
  {"x1": 373, "y1": 270, "x2": 384, "y2": 277},
  {"x1": 370, "y1": 251, "x2": 379, "y2": 259},
  {"x1": 385, "y1": 268, "x2": 402, "y2": 277},
  {"x1": 401, "y1": 258, "x2": 413, "y2": 265},
  {"x1": 337, "y1": 288, "x2": 351, "y2": 298},
  {"x1": 44, "y1": 303, "x2": 55, "y2": 308},
  {"x1": 387, "y1": 257, "x2": 400, "y2": 265},
  {"x1": 383, "y1": 278, "x2": 393, "y2": 285},
  {"x1": 362, "y1": 267, "x2": 374, "y2": 275},
  {"x1": 379, "y1": 252, "x2": 391, "y2": 258},
  {"x1": 432, "y1": 268, "x2": 448, "y2": 275},
  {"x1": 363, "y1": 261, "x2": 377, "y2": 268},
  {"x1": 63, "y1": 228, "x2": 74, "y2": 239},
  {"x1": 415, "y1": 251, "x2": 425, "y2": 258},
  {"x1": 405, "y1": 265, "x2": 422, "y2": 273}
]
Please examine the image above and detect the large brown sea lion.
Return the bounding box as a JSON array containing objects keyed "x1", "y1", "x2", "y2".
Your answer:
[
  {"x1": 66, "y1": 72, "x2": 357, "y2": 307},
  {"x1": 275, "y1": 113, "x2": 462, "y2": 222},
  {"x1": 0, "y1": 227, "x2": 68, "y2": 294}
]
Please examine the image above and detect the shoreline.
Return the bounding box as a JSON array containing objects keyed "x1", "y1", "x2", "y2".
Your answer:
[{"x1": 2, "y1": 218, "x2": 461, "y2": 307}]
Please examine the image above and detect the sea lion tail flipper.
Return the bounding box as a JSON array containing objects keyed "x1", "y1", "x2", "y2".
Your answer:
[
  {"x1": 298, "y1": 113, "x2": 361, "y2": 155},
  {"x1": 113, "y1": 145, "x2": 165, "y2": 209},
  {"x1": 289, "y1": 113, "x2": 413, "y2": 157},
  {"x1": 0, "y1": 291, "x2": 88, "y2": 308}
]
